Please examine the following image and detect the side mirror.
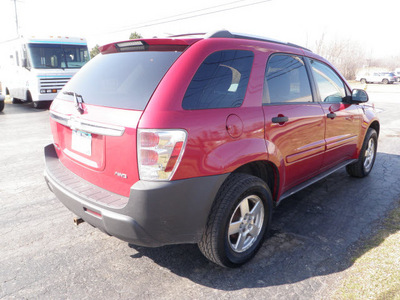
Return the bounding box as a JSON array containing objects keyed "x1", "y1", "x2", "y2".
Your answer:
[{"x1": 351, "y1": 89, "x2": 368, "y2": 103}]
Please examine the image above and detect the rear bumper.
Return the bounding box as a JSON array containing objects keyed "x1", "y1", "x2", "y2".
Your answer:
[{"x1": 44, "y1": 144, "x2": 228, "y2": 247}]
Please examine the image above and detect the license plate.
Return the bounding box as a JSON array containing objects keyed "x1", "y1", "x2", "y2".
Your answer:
[{"x1": 71, "y1": 130, "x2": 92, "y2": 156}]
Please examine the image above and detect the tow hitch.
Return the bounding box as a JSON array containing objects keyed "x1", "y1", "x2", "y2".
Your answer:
[{"x1": 73, "y1": 217, "x2": 85, "y2": 226}]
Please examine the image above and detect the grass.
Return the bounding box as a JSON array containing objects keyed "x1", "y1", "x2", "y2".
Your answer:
[{"x1": 332, "y1": 202, "x2": 400, "y2": 299}]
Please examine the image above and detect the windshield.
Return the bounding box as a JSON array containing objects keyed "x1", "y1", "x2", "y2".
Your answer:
[
  {"x1": 58, "y1": 51, "x2": 182, "y2": 110},
  {"x1": 28, "y1": 43, "x2": 89, "y2": 69}
]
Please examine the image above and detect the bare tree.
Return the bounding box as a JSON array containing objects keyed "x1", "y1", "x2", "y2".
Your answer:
[
  {"x1": 368, "y1": 55, "x2": 400, "y2": 71},
  {"x1": 312, "y1": 33, "x2": 366, "y2": 80}
]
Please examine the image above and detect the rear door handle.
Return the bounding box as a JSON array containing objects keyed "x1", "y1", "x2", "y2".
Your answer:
[
  {"x1": 327, "y1": 113, "x2": 336, "y2": 119},
  {"x1": 272, "y1": 116, "x2": 289, "y2": 124}
]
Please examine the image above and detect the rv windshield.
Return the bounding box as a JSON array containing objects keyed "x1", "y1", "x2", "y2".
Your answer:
[{"x1": 28, "y1": 44, "x2": 89, "y2": 69}]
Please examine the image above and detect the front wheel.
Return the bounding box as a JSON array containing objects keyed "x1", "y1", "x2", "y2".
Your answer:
[
  {"x1": 382, "y1": 78, "x2": 389, "y2": 84},
  {"x1": 346, "y1": 128, "x2": 377, "y2": 177},
  {"x1": 12, "y1": 97, "x2": 23, "y2": 104},
  {"x1": 198, "y1": 173, "x2": 273, "y2": 268},
  {"x1": 360, "y1": 78, "x2": 367, "y2": 84}
]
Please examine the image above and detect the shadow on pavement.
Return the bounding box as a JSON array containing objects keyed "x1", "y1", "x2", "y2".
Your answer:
[
  {"x1": 0, "y1": 102, "x2": 50, "y2": 115},
  {"x1": 129, "y1": 152, "x2": 400, "y2": 290}
]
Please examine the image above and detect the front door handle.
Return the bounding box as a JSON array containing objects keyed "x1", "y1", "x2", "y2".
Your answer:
[
  {"x1": 272, "y1": 116, "x2": 289, "y2": 124},
  {"x1": 327, "y1": 113, "x2": 336, "y2": 119}
]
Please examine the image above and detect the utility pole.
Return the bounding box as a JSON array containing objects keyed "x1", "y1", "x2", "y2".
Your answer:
[{"x1": 13, "y1": 0, "x2": 19, "y2": 36}]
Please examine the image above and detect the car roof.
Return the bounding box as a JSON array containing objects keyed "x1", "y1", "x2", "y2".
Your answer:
[{"x1": 100, "y1": 30, "x2": 312, "y2": 54}]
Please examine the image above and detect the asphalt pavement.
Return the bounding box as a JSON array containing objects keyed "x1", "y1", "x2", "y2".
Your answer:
[{"x1": 1, "y1": 84, "x2": 399, "y2": 299}]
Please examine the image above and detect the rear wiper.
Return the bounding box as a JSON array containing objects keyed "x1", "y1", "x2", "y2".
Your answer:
[{"x1": 63, "y1": 91, "x2": 85, "y2": 114}]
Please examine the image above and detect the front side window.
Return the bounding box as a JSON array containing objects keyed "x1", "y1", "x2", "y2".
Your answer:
[
  {"x1": 15, "y1": 51, "x2": 20, "y2": 66},
  {"x1": 264, "y1": 54, "x2": 312, "y2": 104},
  {"x1": 309, "y1": 59, "x2": 346, "y2": 103},
  {"x1": 182, "y1": 50, "x2": 254, "y2": 110}
]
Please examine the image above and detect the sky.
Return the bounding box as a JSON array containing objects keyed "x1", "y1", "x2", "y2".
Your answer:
[{"x1": 1, "y1": 0, "x2": 399, "y2": 59}]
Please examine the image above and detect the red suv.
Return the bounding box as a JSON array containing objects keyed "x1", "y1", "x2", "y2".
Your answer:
[{"x1": 44, "y1": 30, "x2": 379, "y2": 268}]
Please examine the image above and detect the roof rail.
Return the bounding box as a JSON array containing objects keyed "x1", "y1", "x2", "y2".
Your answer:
[
  {"x1": 168, "y1": 32, "x2": 206, "y2": 38},
  {"x1": 167, "y1": 30, "x2": 311, "y2": 52}
]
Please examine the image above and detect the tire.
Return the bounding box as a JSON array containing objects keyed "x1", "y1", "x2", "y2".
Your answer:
[
  {"x1": 360, "y1": 78, "x2": 367, "y2": 84},
  {"x1": 382, "y1": 78, "x2": 389, "y2": 84},
  {"x1": 12, "y1": 97, "x2": 23, "y2": 104},
  {"x1": 198, "y1": 173, "x2": 273, "y2": 268},
  {"x1": 346, "y1": 128, "x2": 377, "y2": 178},
  {"x1": 0, "y1": 101, "x2": 4, "y2": 112},
  {"x1": 33, "y1": 101, "x2": 50, "y2": 109}
]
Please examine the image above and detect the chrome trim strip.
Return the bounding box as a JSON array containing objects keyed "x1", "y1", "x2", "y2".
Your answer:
[
  {"x1": 50, "y1": 111, "x2": 69, "y2": 126},
  {"x1": 50, "y1": 112, "x2": 125, "y2": 137}
]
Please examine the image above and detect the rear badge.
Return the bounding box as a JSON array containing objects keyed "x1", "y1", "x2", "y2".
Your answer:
[{"x1": 114, "y1": 172, "x2": 128, "y2": 179}]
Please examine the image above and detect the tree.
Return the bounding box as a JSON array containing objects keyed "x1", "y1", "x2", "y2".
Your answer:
[
  {"x1": 90, "y1": 44, "x2": 100, "y2": 58},
  {"x1": 312, "y1": 33, "x2": 366, "y2": 80},
  {"x1": 129, "y1": 32, "x2": 143, "y2": 39}
]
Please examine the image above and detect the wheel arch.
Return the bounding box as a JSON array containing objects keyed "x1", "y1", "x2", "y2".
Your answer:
[
  {"x1": 231, "y1": 160, "x2": 280, "y2": 205},
  {"x1": 369, "y1": 120, "x2": 380, "y2": 137},
  {"x1": 26, "y1": 90, "x2": 32, "y2": 102}
]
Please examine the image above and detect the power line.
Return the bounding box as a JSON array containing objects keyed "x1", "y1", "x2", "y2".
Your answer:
[
  {"x1": 103, "y1": 0, "x2": 272, "y2": 35},
  {"x1": 116, "y1": 0, "x2": 247, "y2": 31},
  {"x1": 0, "y1": 37, "x2": 20, "y2": 45}
]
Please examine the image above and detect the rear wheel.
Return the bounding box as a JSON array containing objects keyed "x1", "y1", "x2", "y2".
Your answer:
[
  {"x1": 346, "y1": 128, "x2": 377, "y2": 177},
  {"x1": 198, "y1": 173, "x2": 273, "y2": 268},
  {"x1": 0, "y1": 101, "x2": 4, "y2": 112},
  {"x1": 382, "y1": 78, "x2": 389, "y2": 84},
  {"x1": 33, "y1": 101, "x2": 51, "y2": 109}
]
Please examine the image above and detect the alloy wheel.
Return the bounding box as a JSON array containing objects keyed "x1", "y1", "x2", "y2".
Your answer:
[{"x1": 227, "y1": 195, "x2": 264, "y2": 253}]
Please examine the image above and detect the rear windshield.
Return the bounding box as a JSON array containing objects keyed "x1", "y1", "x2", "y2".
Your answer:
[{"x1": 58, "y1": 51, "x2": 182, "y2": 110}]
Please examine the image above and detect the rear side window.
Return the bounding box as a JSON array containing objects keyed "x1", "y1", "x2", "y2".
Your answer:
[
  {"x1": 182, "y1": 50, "x2": 254, "y2": 110},
  {"x1": 58, "y1": 51, "x2": 182, "y2": 110},
  {"x1": 264, "y1": 54, "x2": 312, "y2": 104}
]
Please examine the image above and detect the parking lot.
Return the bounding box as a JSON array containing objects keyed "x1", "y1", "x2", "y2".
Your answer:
[{"x1": 1, "y1": 83, "x2": 399, "y2": 299}]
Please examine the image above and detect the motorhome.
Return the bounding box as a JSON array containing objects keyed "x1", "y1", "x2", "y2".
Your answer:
[{"x1": 0, "y1": 36, "x2": 89, "y2": 108}]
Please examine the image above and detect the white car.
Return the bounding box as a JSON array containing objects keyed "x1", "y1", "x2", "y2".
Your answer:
[
  {"x1": 0, "y1": 94, "x2": 4, "y2": 112},
  {"x1": 357, "y1": 72, "x2": 396, "y2": 84},
  {"x1": 395, "y1": 71, "x2": 400, "y2": 82}
]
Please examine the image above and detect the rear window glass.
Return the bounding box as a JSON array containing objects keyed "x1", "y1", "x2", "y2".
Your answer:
[
  {"x1": 182, "y1": 50, "x2": 254, "y2": 110},
  {"x1": 58, "y1": 51, "x2": 182, "y2": 110}
]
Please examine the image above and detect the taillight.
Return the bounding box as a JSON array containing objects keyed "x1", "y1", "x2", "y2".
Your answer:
[
  {"x1": 137, "y1": 129, "x2": 187, "y2": 180},
  {"x1": 140, "y1": 132, "x2": 159, "y2": 147},
  {"x1": 164, "y1": 141, "x2": 184, "y2": 172}
]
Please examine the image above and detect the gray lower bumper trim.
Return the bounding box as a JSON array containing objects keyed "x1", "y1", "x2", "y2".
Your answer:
[{"x1": 44, "y1": 144, "x2": 229, "y2": 247}]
